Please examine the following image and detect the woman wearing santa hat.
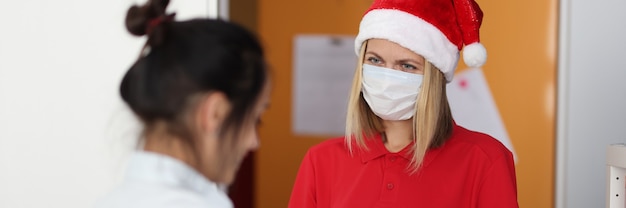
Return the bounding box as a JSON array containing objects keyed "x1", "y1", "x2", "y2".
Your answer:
[{"x1": 288, "y1": 0, "x2": 518, "y2": 207}]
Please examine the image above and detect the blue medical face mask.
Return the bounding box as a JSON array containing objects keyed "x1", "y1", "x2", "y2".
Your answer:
[{"x1": 361, "y1": 64, "x2": 423, "y2": 120}]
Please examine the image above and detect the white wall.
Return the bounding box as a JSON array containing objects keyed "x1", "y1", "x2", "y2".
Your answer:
[
  {"x1": 557, "y1": 0, "x2": 626, "y2": 207},
  {"x1": 0, "y1": 1, "x2": 209, "y2": 207}
]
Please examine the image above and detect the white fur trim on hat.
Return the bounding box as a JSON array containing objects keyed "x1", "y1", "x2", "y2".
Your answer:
[{"x1": 354, "y1": 9, "x2": 459, "y2": 82}]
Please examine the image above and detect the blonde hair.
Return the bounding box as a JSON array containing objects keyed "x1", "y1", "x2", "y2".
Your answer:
[{"x1": 345, "y1": 41, "x2": 454, "y2": 173}]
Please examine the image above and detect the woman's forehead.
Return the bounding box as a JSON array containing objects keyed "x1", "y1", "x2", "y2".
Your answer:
[{"x1": 366, "y1": 39, "x2": 424, "y2": 61}]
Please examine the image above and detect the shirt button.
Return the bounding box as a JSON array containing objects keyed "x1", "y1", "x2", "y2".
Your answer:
[
  {"x1": 389, "y1": 156, "x2": 397, "y2": 162},
  {"x1": 387, "y1": 183, "x2": 394, "y2": 190}
]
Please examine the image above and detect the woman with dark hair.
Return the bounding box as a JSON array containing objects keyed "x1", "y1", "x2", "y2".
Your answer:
[{"x1": 97, "y1": 0, "x2": 270, "y2": 207}]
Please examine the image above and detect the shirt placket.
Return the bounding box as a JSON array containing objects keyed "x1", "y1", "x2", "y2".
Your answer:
[{"x1": 378, "y1": 153, "x2": 402, "y2": 205}]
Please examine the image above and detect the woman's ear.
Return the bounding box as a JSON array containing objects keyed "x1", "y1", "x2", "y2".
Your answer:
[{"x1": 196, "y1": 92, "x2": 230, "y2": 134}]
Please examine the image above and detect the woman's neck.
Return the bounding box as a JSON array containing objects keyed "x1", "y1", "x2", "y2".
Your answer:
[
  {"x1": 142, "y1": 124, "x2": 197, "y2": 169},
  {"x1": 382, "y1": 119, "x2": 413, "y2": 153}
]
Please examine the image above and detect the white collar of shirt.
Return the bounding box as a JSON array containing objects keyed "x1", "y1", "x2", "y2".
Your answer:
[{"x1": 125, "y1": 151, "x2": 232, "y2": 205}]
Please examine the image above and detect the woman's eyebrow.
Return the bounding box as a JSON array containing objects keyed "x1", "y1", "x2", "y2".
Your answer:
[
  {"x1": 365, "y1": 51, "x2": 381, "y2": 57},
  {"x1": 396, "y1": 58, "x2": 423, "y2": 65}
]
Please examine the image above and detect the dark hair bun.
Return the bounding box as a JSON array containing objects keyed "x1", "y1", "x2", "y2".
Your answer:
[{"x1": 125, "y1": 0, "x2": 171, "y2": 36}]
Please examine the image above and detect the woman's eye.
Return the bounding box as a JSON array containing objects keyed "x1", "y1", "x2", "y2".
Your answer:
[
  {"x1": 401, "y1": 63, "x2": 417, "y2": 70},
  {"x1": 367, "y1": 57, "x2": 381, "y2": 64}
]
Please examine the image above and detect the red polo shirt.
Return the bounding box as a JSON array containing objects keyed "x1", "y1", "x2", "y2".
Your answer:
[{"x1": 288, "y1": 125, "x2": 518, "y2": 208}]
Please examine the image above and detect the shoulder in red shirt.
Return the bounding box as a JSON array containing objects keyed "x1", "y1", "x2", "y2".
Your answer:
[{"x1": 288, "y1": 124, "x2": 519, "y2": 208}]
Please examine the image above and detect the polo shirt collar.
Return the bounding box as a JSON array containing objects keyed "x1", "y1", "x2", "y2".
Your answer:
[
  {"x1": 357, "y1": 125, "x2": 455, "y2": 168},
  {"x1": 358, "y1": 132, "x2": 415, "y2": 163}
]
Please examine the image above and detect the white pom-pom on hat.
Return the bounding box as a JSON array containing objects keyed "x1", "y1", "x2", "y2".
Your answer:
[{"x1": 463, "y1": 42, "x2": 487, "y2": 68}]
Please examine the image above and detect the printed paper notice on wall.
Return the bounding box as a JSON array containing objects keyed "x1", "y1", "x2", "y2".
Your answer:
[
  {"x1": 292, "y1": 35, "x2": 357, "y2": 137},
  {"x1": 447, "y1": 68, "x2": 517, "y2": 161}
]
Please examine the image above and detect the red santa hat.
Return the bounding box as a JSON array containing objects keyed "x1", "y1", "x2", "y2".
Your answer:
[{"x1": 354, "y1": 0, "x2": 486, "y2": 82}]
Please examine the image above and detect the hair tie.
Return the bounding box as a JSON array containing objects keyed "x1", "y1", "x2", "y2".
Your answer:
[{"x1": 146, "y1": 13, "x2": 175, "y2": 35}]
